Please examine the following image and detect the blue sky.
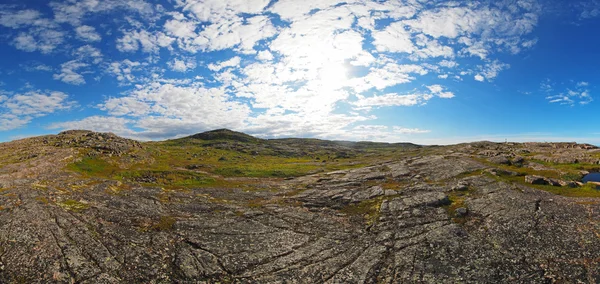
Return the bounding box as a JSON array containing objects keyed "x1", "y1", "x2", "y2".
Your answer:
[{"x1": 0, "y1": 0, "x2": 599, "y2": 144}]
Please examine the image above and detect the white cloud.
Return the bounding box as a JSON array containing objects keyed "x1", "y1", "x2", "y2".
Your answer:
[
  {"x1": 183, "y1": 0, "x2": 271, "y2": 22},
  {"x1": 0, "y1": 90, "x2": 74, "y2": 131},
  {"x1": 578, "y1": 81, "x2": 589, "y2": 87},
  {"x1": 49, "y1": 0, "x2": 156, "y2": 25},
  {"x1": 168, "y1": 58, "x2": 197, "y2": 72},
  {"x1": 13, "y1": 34, "x2": 38, "y2": 52},
  {"x1": 427, "y1": 84, "x2": 455, "y2": 98},
  {"x1": 0, "y1": 9, "x2": 42, "y2": 28},
  {"x1": 164, "y1": 19, "x2": 197, "y2": 39},
  {"x1": 256, "y1": 50, "x2": 274, "y2": 61},
  {"x1": 543, "y1": 80, "x2": 593, "y2": 106},
  {"x1": 372, "y1": 22, "x2": 415, "y2": 54},
  {"x1": 117, "y1": 30, "x2": 174, "y2": 53},
  {"x1": 438, "y1": 60, "x2": 459, "y2": 68},
  {"x1": 480, "y1": 60, "x2": 510, "y2": 80},
  {"x1": 208, "y1": 57, "x2": 241, "y2": 71},
  {"x1": 353, "y1": 93, "x2": 423, "y2": 108},
  {"x1": 22, "y1": 63, "x2": 53, "y2": 72},
  {"x1": 53, "y1": 60, "x2": 88, "y2": 85},
  {"x1": 73, "y1": 45, "x2": 103, "y2": 64},
  {"x1": 0, "y1": 0, "x2": 550, "y2": 141},
  {"x1": 348, "y1": 61, "x2": 428, "y2": 92},
  {"x1": 108, "y1": 60, "x2": 142, "y2": 84},
  {"x1": 393, "y1": 126, "x2": 431, "y2": 134},
  {"x1": 75, "y1": 25, "x2": 101, "y2": 42},
  {"x1": 404, "y1": 4, "x2": 539, "y2": 56},
  {"x1": 98, "y1": 82, "x2": 251, "y2": 137},
  {"x1": 48, "y1": 116, "x2": 134, "y2": 136},
  {"x1": 183, "y1": 15, "x2": 278, "y2": 53},
  {"x1": 13, "y1": 29, "x2": 65, "y2": 53}
]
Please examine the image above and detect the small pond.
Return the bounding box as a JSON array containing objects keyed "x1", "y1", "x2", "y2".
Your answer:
[{"x1": 582, "y1": 172, "x2": 600, "y2": 183}]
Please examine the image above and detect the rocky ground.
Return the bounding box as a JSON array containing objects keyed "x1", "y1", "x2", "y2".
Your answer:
[{"x1": 1, "y1": 130, "x2": 600, "y2": 283}]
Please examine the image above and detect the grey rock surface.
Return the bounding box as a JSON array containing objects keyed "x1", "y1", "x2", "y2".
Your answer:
[{"x1": 0, "y1": 133, "x2": 599, "y2": 283}]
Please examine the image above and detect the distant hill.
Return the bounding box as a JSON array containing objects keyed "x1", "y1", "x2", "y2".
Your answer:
[
  {"x1": 185, "y1": 129, "x2": 262, "y2": 143},
  {"x1": 273, "y1": 138, "x2": 421, "y2": 149},
  {"x1": 181, "y1": 129, "x2": 422, "y2": 149}
]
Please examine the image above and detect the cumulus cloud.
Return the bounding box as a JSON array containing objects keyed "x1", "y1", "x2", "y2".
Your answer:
[
  {"x1": 427, "y1": 85, "x2": 454, "y2": 98},
  {"x1": 208, "y1": 57, "x2": 241, "y2": 71},
  {"x1": 256, "y1": 50, "x2": 274, "y2": 61},
  {"x1": 73, "y1": 45, "x2": 103, "y2": 64},
  {"x1": 53, "y1": 60, "x2": 89, "y2": 85},
  {"x1": 48, "y1": 116, "x2": 133, "y2": 136},
  {"x1": 49, "y1": 0, "x2": 156, "y2": 25},
  {"x1": 107, "y1": 60, "x2": 142, "y2": 84},
  {"x1": 0, "y1": 90, "x2": 74, "y2": 131},
  {"x1": 117, "y1": 30, "x2": 174, "y2": 53},
  {"x1": 372, "y1": 22, "x2": 415, "y2": 54},
  {"x1": 13, "y1": 29, "x2": 65, "y2": 53},
  {"x1": 0, "y1": 9, "x2": 43, "y2": 28},
  {"x1": 479, "y1": 60, "x2": 510, "y2": 80},
  {"x1": 95, "y1": 81, "x2": 251, "y2": 138},
  {"x1": 75, "y1": 25, "x2": 101, "y2": 42},
  {"x1": 168, "y1": 58, "x2": 197, "y2": 72}
]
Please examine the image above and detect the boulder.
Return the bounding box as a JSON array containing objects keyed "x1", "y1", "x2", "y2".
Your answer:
[
  {"x1": 525, "y1": 175, "x2": 550, "y2": 185},
  {"x1": 485, "y1": 168, "x2": 519, "y2": 177},
  {"x1": 512, "y1": 156, "x2": 525, "y2": 166},
  {"x1": 488, "y1": 156, "x2": 511, "y2": 165},
  {"x1": 403, "y1": 192, "x2": 450, "y2": 207}
]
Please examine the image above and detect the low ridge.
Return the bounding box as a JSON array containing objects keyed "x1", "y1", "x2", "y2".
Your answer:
[{"x1": 186, "y1": 128, "x2": 262, "y2": 143}]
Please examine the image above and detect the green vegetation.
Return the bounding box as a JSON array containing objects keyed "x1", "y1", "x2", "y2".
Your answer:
[
  {"x1": 57, "y1": 199, "x2": 90, "y2": 212},
  {"x1": 151, "y1": 216, "x2": 176, "y2": 231},
  {"x1": 65, "y1": 134, "x2": 414, "y2": 190},
  {"x1": 68, "y1": 156, "x2": 120, "y2": 176},
  {"x1": 340, "y1": 196, "x2": 396, "y2": 226},
  {"x1": 444, "y1": 188, "x2": 474, "y2": 224}
]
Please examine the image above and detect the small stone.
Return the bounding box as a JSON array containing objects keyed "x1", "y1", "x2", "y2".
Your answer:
[
  {"x1": 452, "y1": 183, "x2": 469, "y2": 191},
  {"x1": 455, "y1": 207, "x2": 468, "y2": 217}
]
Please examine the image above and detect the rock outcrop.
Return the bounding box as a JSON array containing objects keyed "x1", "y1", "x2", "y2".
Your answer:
[{"x1": 0, "y1": 132, "x2": 599, "y2": 282}]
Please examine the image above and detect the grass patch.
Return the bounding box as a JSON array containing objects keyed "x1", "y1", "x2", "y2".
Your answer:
[
  {"x1": 151, "y1": 216, "x2": 176, "y2": 231},
  {"x1": 116, "y1": 170, "x2": 216, "y2": 188},
  {"x1": 340, "y1": 196, "x2": 394, "y2": 226},
  {"x1": 35, "y1": 196, "x2": 49, "y2": 204},
  {"x1": 444, "y1": 186, "x2": 477, "y2": 224},
  {"x1": 57, "y1": 199, "x2": 90, "y2": 212},
  {"x1": 67, "y1": 156, "x2": 120, "y2": 176},
  {"x1": 451, "y1": 169, "x2": 485, "y2": 180}
]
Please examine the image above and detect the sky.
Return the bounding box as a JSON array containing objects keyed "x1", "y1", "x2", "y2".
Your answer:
[{"x1": 0, "y1": 0, "x2": 599, "y2": 145}]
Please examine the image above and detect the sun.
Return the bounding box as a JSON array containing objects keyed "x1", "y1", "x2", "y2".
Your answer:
[{"x1": 318, "y1": 63, "x2": 349, "y2": 90}]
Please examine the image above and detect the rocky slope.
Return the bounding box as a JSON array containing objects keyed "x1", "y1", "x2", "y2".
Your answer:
[{"x1": 0, "y1": 130, "x2": 600, "y2": 283}]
